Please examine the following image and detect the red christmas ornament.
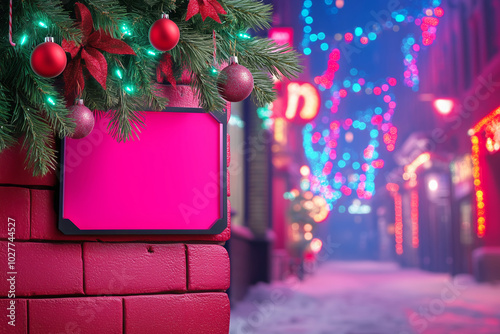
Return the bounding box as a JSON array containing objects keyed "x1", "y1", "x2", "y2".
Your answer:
[
  {"x1": 217, "y1": 56, "x2": 254, "y2": 102},
  {"x1": 149, "y1": 14, "x2": 180, "y2": 52},
  {"x1": 69, "y1": 99, "x2": 95, "y2": 139},
  {"x1": 30, "y1": 37, "x2": 67, "y2": 78}
]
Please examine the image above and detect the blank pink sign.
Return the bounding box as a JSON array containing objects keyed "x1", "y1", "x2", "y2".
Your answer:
[{"x1": 59, "y1": 108, "x2": 227, "y2": 235}]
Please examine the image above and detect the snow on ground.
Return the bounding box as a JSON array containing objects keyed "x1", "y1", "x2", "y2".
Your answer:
[{"x1": 230, "y1": 261, "x2": 500, "y2": 334}]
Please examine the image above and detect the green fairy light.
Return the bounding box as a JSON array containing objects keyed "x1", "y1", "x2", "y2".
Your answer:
[
  {"x1": 38, "y1": 21, "x2": 48, "y2": 28},
  {"x1": 238, "y1": 32, "x2": 251, "y2": 39},
  {"x1": 115, "y1": 69, "x2": 123, "y2": 79},
  {"x1": 125, "y1": 85, "x2": 134, "y2": 93},
  {"x1": 147, "y1": 50, "x2": 156, "y2": 56},
  {"x1": 209, "y1": 66, "x2": 219, "y2": 76},
  {"x1": 20, "y1": 35, "x2": 27, "y2": 45},
  {"x1": 120, "y1": 24, "x2": 132, "y2": 36},
  {"x1": 46, "y1": 97, "x2": 56, "y2": 106}
]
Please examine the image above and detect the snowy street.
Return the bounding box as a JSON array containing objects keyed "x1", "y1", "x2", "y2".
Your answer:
[{"x1": 230, "y1": 262, "x2": 500, "y2": 334}]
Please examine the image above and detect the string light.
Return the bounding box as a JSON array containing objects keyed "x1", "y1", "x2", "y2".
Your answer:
[
  {"x1": 471, "y1": 135, "x2": 485, "y2": 238},
  {"x1": 310, "y1": 238, "x2": 323, "y2": 253},
  {"x1": 120, "y1": 24, "x2": 132, "y2": 36},
  {"x1": 46, "y1": 96, "x2": 56, "y2": 106},
  {"x1": 256, "y1": 104, "x2": 274, "y2": 130},
  {"x1": 20, "y1": 35, "x2": 27, "y2": 45},
  {"x1": 303, "y1": 72, "x2": 399, "y2": 207},
  {"x1": 301, "y1": 1, "x2": 443, "y2": 92},
  {"x1": 403, "y1": 152, "x2": 430, "y2": 187},
  {"x1": 411, "y1": 190, "x2": 419, "y2": 248},
  {"x1": 394, "y1": 193, "x2": 403, "y2": 255},
  {"x1": 115, "y1": 69, "x2": 123, "y2": 79},
  {"x1": 298, "y1": 0, "x2": 442, "y2": 210},
  {"x1": 237, "y1": 32, "x2": 251, "y2": 39},
  {"x1": 125, "y1": 85, "x2": 134, "y2": 93},
  {"x1": 210, "y1": 67, "x2": 219, "y2": 76},
  {"x1": 468, "y1": 106, "x2": 500, "y2": 238}
]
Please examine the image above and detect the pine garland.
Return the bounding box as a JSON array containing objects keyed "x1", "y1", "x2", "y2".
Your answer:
[{"x1": 0, "y1": 0, "x2": 301, "y2": 175}]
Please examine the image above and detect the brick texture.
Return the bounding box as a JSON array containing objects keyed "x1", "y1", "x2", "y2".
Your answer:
[
  {"x1": 0, "y1": 242, "x2": 83, "y2": 297},
  {"x1": 0, "y1": 299, "x2": 27, "y2": 334},
  {"x1": 84, "y1": 242, "x2": 186, "y2": 295},
  {"x1": 125, "y1": 293, "x2": 230, "y2": 334},
  {"x1": 0, "y1": 187, "x2": 30, "y2": 240},
  {"x1": 30, "y1": 189, "x2": 231, "y2": 242},
  {"x1": 0, "y1": 142, "x2": 56, "y2": 186},
  {"x1": 29, "y1": 297, "x2": 122, "y2": 334},
  {"x1": 188, "y1": 244, "x2": 230, "y2": 291},
  {"x1": 0, "y1": 84, "x2": 230, "y2": 333}
]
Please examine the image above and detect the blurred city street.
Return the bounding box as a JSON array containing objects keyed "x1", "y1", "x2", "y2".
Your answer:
[{"x1": 230, "y1": 262, "x2": 500, "y2": 334}]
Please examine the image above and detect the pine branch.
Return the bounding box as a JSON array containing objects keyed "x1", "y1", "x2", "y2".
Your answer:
[
  {"x1": 85, "y1": 0, "x2": 129, "y2": 35},
  {"x1": 229, "y1": 36, "x2": 302, "y2": 80},
  {"x1": 0, "y1": 85, "x2": 16, "y2": 152},
  {"x1": 30, "y1": 0, "x2": 82, "y2": 42},
  {"x1": 17, "y1": 98, "x2": 57, "y2": 176},
  {"x1": 0, "y1": 0, "x2": 302, "y2": 176},
  {"x1": 14, "y1": 54, "x2": 76, "y2": 137},
  {"x1": 249, "y1": 70, "x2": 276, "y2": 107},
  {"x1": 192, "y1": 70, "x2": 226, "y2": 112},
  {"x1": 107, "y1": 90, "x2": 146, "y2": 141},
  {"x1": 223, "y1": 0, "x2": 272, "y2": 31}
]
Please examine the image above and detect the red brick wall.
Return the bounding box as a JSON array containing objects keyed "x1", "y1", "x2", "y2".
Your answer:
[{"x1": 0, "y1": 85, "x2": 231, "y2": 334}]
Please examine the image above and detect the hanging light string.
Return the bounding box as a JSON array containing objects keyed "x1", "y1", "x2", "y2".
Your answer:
[{"x1": 9, "y1": 0, "x2": 16, "y2": 47}]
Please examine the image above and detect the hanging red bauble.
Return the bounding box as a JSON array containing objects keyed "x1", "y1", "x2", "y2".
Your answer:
[
  {"x1": 217, "y1": 56, "x2": 254, "y2": 102},
  {"x1": 30, "y1": 37, "x2": 67, "y2": 78},
  {"x1": 69, "y1": 99, "x2": 95, "y2": 139},
  {"x1": 149, "y1": 14, "x2": 180, "y2": 51}
]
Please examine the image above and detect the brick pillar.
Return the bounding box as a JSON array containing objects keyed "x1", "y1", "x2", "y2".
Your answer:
[{"x1": 0, "y1": 85, "x2": 231, "y2": 334}]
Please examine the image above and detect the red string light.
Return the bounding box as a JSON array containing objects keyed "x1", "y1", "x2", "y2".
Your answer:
[
  {"x1": 468, "y1": 107, "x2": 500, "y2": 238},
  {"x1": 411, "y1": 190, "x2": 419, "y2": 248},
  {"x1": 471, "y1": 136, "x2": 485, "y2": 238},
  {"x1": 394, "y1": 193, "x2": 403, "y2": 255}
]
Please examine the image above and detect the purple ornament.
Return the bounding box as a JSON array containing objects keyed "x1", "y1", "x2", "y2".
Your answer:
[
  {"x1": 217, "y1": 56, "x2": 254, "y2": 102},
  {"x1": 69, "y1": 99, "x2": 95, "y2": 139}
]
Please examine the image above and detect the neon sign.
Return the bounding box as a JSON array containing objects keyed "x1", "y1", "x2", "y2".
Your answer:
[{"x1": 285, "y1": 82, "x2": 321, "y2": 123}]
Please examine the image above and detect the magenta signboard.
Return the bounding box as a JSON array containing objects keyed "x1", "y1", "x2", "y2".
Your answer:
[{"x1": 58, "y1": 107, "x2": 227, "y2": 234}]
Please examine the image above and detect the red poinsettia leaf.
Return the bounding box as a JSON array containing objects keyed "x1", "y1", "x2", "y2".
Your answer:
[
  {"x1": 208, "y1": 0, "x2": 227, "y2": 15},
  {"x1": 74, "y1": 2, "x2": 94, "y2": 43},
  {"x1": 88, "y1": 30, "x2": 136, "y2": 55},
  {"x1": 158, "y1": 54, "x2": 176, "y2": 88},
  {"x1": 62, "y1": 39, "x2": 81, "y2": 58},
  {"x1": 199, "y1": 0, "x2": 222, "y2": 23},
  {"x1": 156, "y1": 65, "x2": 163, "y2": 83},
  {"x1": 186, "y1": 0, "x2": 201, "y2": 21},
  {"x1": 63, "y1": 56, "x2": 85, "y2": 104},
  {"x1": 82, "y1": 47, "x2": 108, "y2": 90}
]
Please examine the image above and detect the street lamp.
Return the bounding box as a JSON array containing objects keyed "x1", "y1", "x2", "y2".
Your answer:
[
  {"x1": 433, "y1": 98, "x2": 454, "y2": 115},
  {"x1": 428, "y1": 179, "x2": 439, "y2": 192}
]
